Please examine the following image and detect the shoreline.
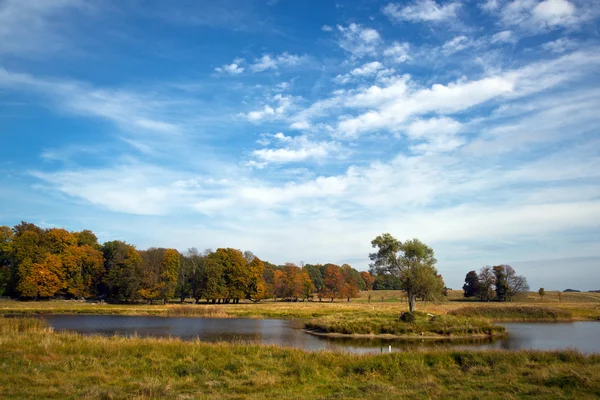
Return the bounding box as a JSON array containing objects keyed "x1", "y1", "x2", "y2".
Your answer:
[{"x1": 301, "y1": 328, "x2": 508, "y2": 340}]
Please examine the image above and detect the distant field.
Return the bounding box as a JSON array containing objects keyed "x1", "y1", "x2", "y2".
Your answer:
[{"x1": 1, "y1": 290, "x2": 599, "y2": 321}]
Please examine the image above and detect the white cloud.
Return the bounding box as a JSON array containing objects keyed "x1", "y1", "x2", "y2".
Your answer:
[
  {"x1": 290, "y1": 120, "x2": 311, "y2": 130},
  {"x1": 247, "y1": 105, "x2": 276, "y2": 121},
  {"x1": 499, "y1": 0, "x2": 581, "y2": 33},
  {"x1": 383, "y1": 0, "x2": 461, "y2": 23},
  {"x1": 334, "y1": 61, "x2": 385, "y2": 84},
  {"x1": 215, "y1": 59, "x2": 245, "y2": 74},
  {"x1": 336, "y1": 23, "x2": 381, "y2": 57},
  {"x1": 0, "y1": 0, "x2": 91, "y2": 56},
  {"x1": 406, "y1": 117, "x2": 464, "y2": 154},
  {"x1": 480, "y1": 0, "x2": 500, "y2": 12},
  {"x1": 251, "y1": 133, "x2": 338, "y2": 164},
  {"x1": 383, "y1": 42, "x2": 411, "y2": 63},
  {"x1": 351, "y1": 61, "x2": 384, "y2": 76},
  {"x1": 32, "y1": 163, "x2": 203, "y2": 215},
  {"x1": 490, "y1": 30, "x2": 516, "y2": 43},
  {"x1": 321, "y1": 25, "x2": 333, "y2": 32},
  {"x1": 442, "y1": 36, "x2": 472, "y2": 54},
  {"x1": 293, "y1": 49, "x2": 600, "y2": 138},
  {"x1": 250, "y1": 52, "x2": 307, "y2": 72},
  {"x1": 244, "y1": 94, "x2": 295, "y2": 121},
  {"x1": 533, "y1": 0, "x2": 577, "y2": 27},
  {"x1": 0, "y1": 67, "x2": 181, "y2": 135},
  {"x1": 542, "y1": 37, "x2": 577, "y2": 53}
]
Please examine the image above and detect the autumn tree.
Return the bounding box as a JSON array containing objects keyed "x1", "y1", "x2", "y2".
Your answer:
[
  {"x1": 247, "y1": 257, "x2": 267, "y2": 301},
  {"x1": 274, "y1": 263, "x2": 305, "y2": 300},
  {"x1": 462, "y1": 270, "x2": 479, "y2": 298},
  {"x1": 12, "y1": 223, "x2": 48, "y2": 298},
  {"x1": 538, "y1": 287, "x2": 545, "y2": 301},
  {"x1": 297, "y1": 268, "x2": 315, "y2": 301},
  {"x1": 159, "y1": 249, "x2": 180, "y2": 304},
  {"x1": 360, "y1": 271, "x2": 375, "y2": 291},
  {"x1": 369, "y1": 234, "x2": 442, "y2": 312},
  {"x1": 323, "y1": 264, "x2": 344, "y2": 302},
  {"x1": 341, "y1": 264, "x2": 360, "y2": 301},
  {"x1": 19, "y1": 254, "x2": 64, "y2": 299}
]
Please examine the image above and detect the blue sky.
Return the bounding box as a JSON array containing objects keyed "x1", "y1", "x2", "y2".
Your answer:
[{"x1": 1, "y1": 0, "x2": 600, "y2": 291}]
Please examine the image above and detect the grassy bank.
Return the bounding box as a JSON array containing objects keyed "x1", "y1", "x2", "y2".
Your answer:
[
  {"x1": 305, "y1": 311, "x2": 505, "y2": 337},
  {"x1": 450, "y1": 306, "x2": 574, "y2": 322},
  {"x1": 1, "y1": 317, "x2": 599, "y2": 399},
  {"x1": 1, "y1": 292, "x2": 599, "y2": 321}
]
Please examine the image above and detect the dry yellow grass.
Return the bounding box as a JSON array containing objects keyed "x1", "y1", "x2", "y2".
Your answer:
[{"x1": 1, "y1": 290, "x2": 599, "y2": 321}]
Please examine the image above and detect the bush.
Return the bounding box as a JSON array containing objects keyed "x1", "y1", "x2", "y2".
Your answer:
[{"x1": 399, "y1": 312, "x2": 416, "y2": 322}]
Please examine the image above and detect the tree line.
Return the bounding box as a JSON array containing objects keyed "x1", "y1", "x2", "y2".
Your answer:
[
  {"x1": 462, "y1": 265, "x2": 529, "y2": 302},
  {"x1": 0, "y1": 222, "x2": 376, "y2": 302}
]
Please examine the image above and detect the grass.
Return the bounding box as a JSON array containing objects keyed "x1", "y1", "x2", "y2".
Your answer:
[
  {"x1": 1, "y1": 316, "x2": 599, "y2": 399},
  {"x1": 1, "y1": 290, "x2": 599, "y2": 321},
  {"x1": 449, "y1": 305, "x2": 574, "y2": 322},
  {"x1": 305, "y1": 311, "x2": 505, "y2": 337}
]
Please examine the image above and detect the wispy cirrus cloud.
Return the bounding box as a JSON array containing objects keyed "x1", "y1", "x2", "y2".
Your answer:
[{"x1": 383, "y1": 0, "x2": 461, "y2": 23}]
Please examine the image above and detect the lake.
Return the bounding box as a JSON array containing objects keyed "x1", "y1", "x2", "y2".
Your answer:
[{"x1": 41, "y1": 315, "x2": 600, "y2": 354}]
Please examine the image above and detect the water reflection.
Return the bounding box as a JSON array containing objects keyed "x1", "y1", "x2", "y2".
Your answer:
[{"x1": 40, "y1": 315, "x2": 600, "y2": 354}]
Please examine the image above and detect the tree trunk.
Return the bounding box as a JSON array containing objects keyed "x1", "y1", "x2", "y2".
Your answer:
[{"x1": 407, "y1": 291, "x2": 416, "y2": 312}]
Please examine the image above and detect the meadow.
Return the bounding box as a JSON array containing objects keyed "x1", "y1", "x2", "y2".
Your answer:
[
  {"x1": 1, "y1": 290, "x2": 599, "y2": 322},
  {"x1": 1, "y1": 317, "x2": 600, "y2": 399}
]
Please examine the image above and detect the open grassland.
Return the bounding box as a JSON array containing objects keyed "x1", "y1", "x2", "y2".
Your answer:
[
  {"x1": 1, "y1": 317, "x2": 600, "y2": 400},
  {"x1": 1, "y1": 290, "x2": 599, "y2": 322},
  {"x1": 305, "y1": 311, "x2": 504, "y2": 337}
]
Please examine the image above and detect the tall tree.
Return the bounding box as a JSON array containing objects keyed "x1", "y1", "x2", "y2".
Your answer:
[
  {"x1": 360, "y1": 271, "x2": 375, "y2": 291},
  {"x1": 158, "y1": 249, "x2": 180, "y2": 304},
  {"x1": 247, "y1": 257, "x2": 267, "y2": 301},
  {"x1": 493, "y1": 265, "x2": 509, "y2": 301},
  {"x1": 504, "y1": 265, "x2": 529, "y2": 300},
  {"x1": 369, "y1": 234, "x2": 442, "y2": 312},
  {"x1": 477, "y1": 266, "x2": 495, "y2": 301},
  {"x1": 462, "y1": 270, "x2": 479, "y2": 298},
  {"x1": 303, "y1": 264, "x2": 325, "y2": 293},
  {"x1": 341, "y1": 264, "x2": 360, "y2": 301},
  {"x1": 0, "y1": 226, "x2": 15, "y2": 296},
  {"x1": 102, "y1": 241, "x2": 142, "y2": 302},
  {"x1": 323, "y1": 264, "x2": 344, "y2": 302}
]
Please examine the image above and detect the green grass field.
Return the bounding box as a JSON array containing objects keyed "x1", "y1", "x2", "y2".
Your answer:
[{"x1": 1, "y1": 317, "x2": 599, "y2": 399}]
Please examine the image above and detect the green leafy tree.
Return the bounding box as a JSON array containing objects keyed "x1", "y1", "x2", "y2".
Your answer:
[
  {"x1": 493, "y1": 265, "x2": 528, "y2": 301},
  {"x1": 462, "y1": 270, "x2": 479, "y2": 298},
  {"x1": 102, "y1": 241, "x2": 142, "y2": 302},
  {"x1": 202, "y1": 250, "x2": 227, "y2": 303},
  {"x1": 493, "y1": 265, "x2": 509, "y2": 301},
  {"x1": 303, "y1": 264, "x2": 325, "y2": 293},
  {"x1": 0, "y1": 226, "x2": 15, "y2": 296},
  {"x1": 477, "y1": 266, "x2": 495, "y2": 301},
  {"x1": 369, "y1": 234, "x2": 442, "y2": 312}
]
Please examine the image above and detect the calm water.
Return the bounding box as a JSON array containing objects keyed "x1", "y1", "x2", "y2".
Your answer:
[{"x1": 41, "y1": 315, "x2": 600, "y2": 354}]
